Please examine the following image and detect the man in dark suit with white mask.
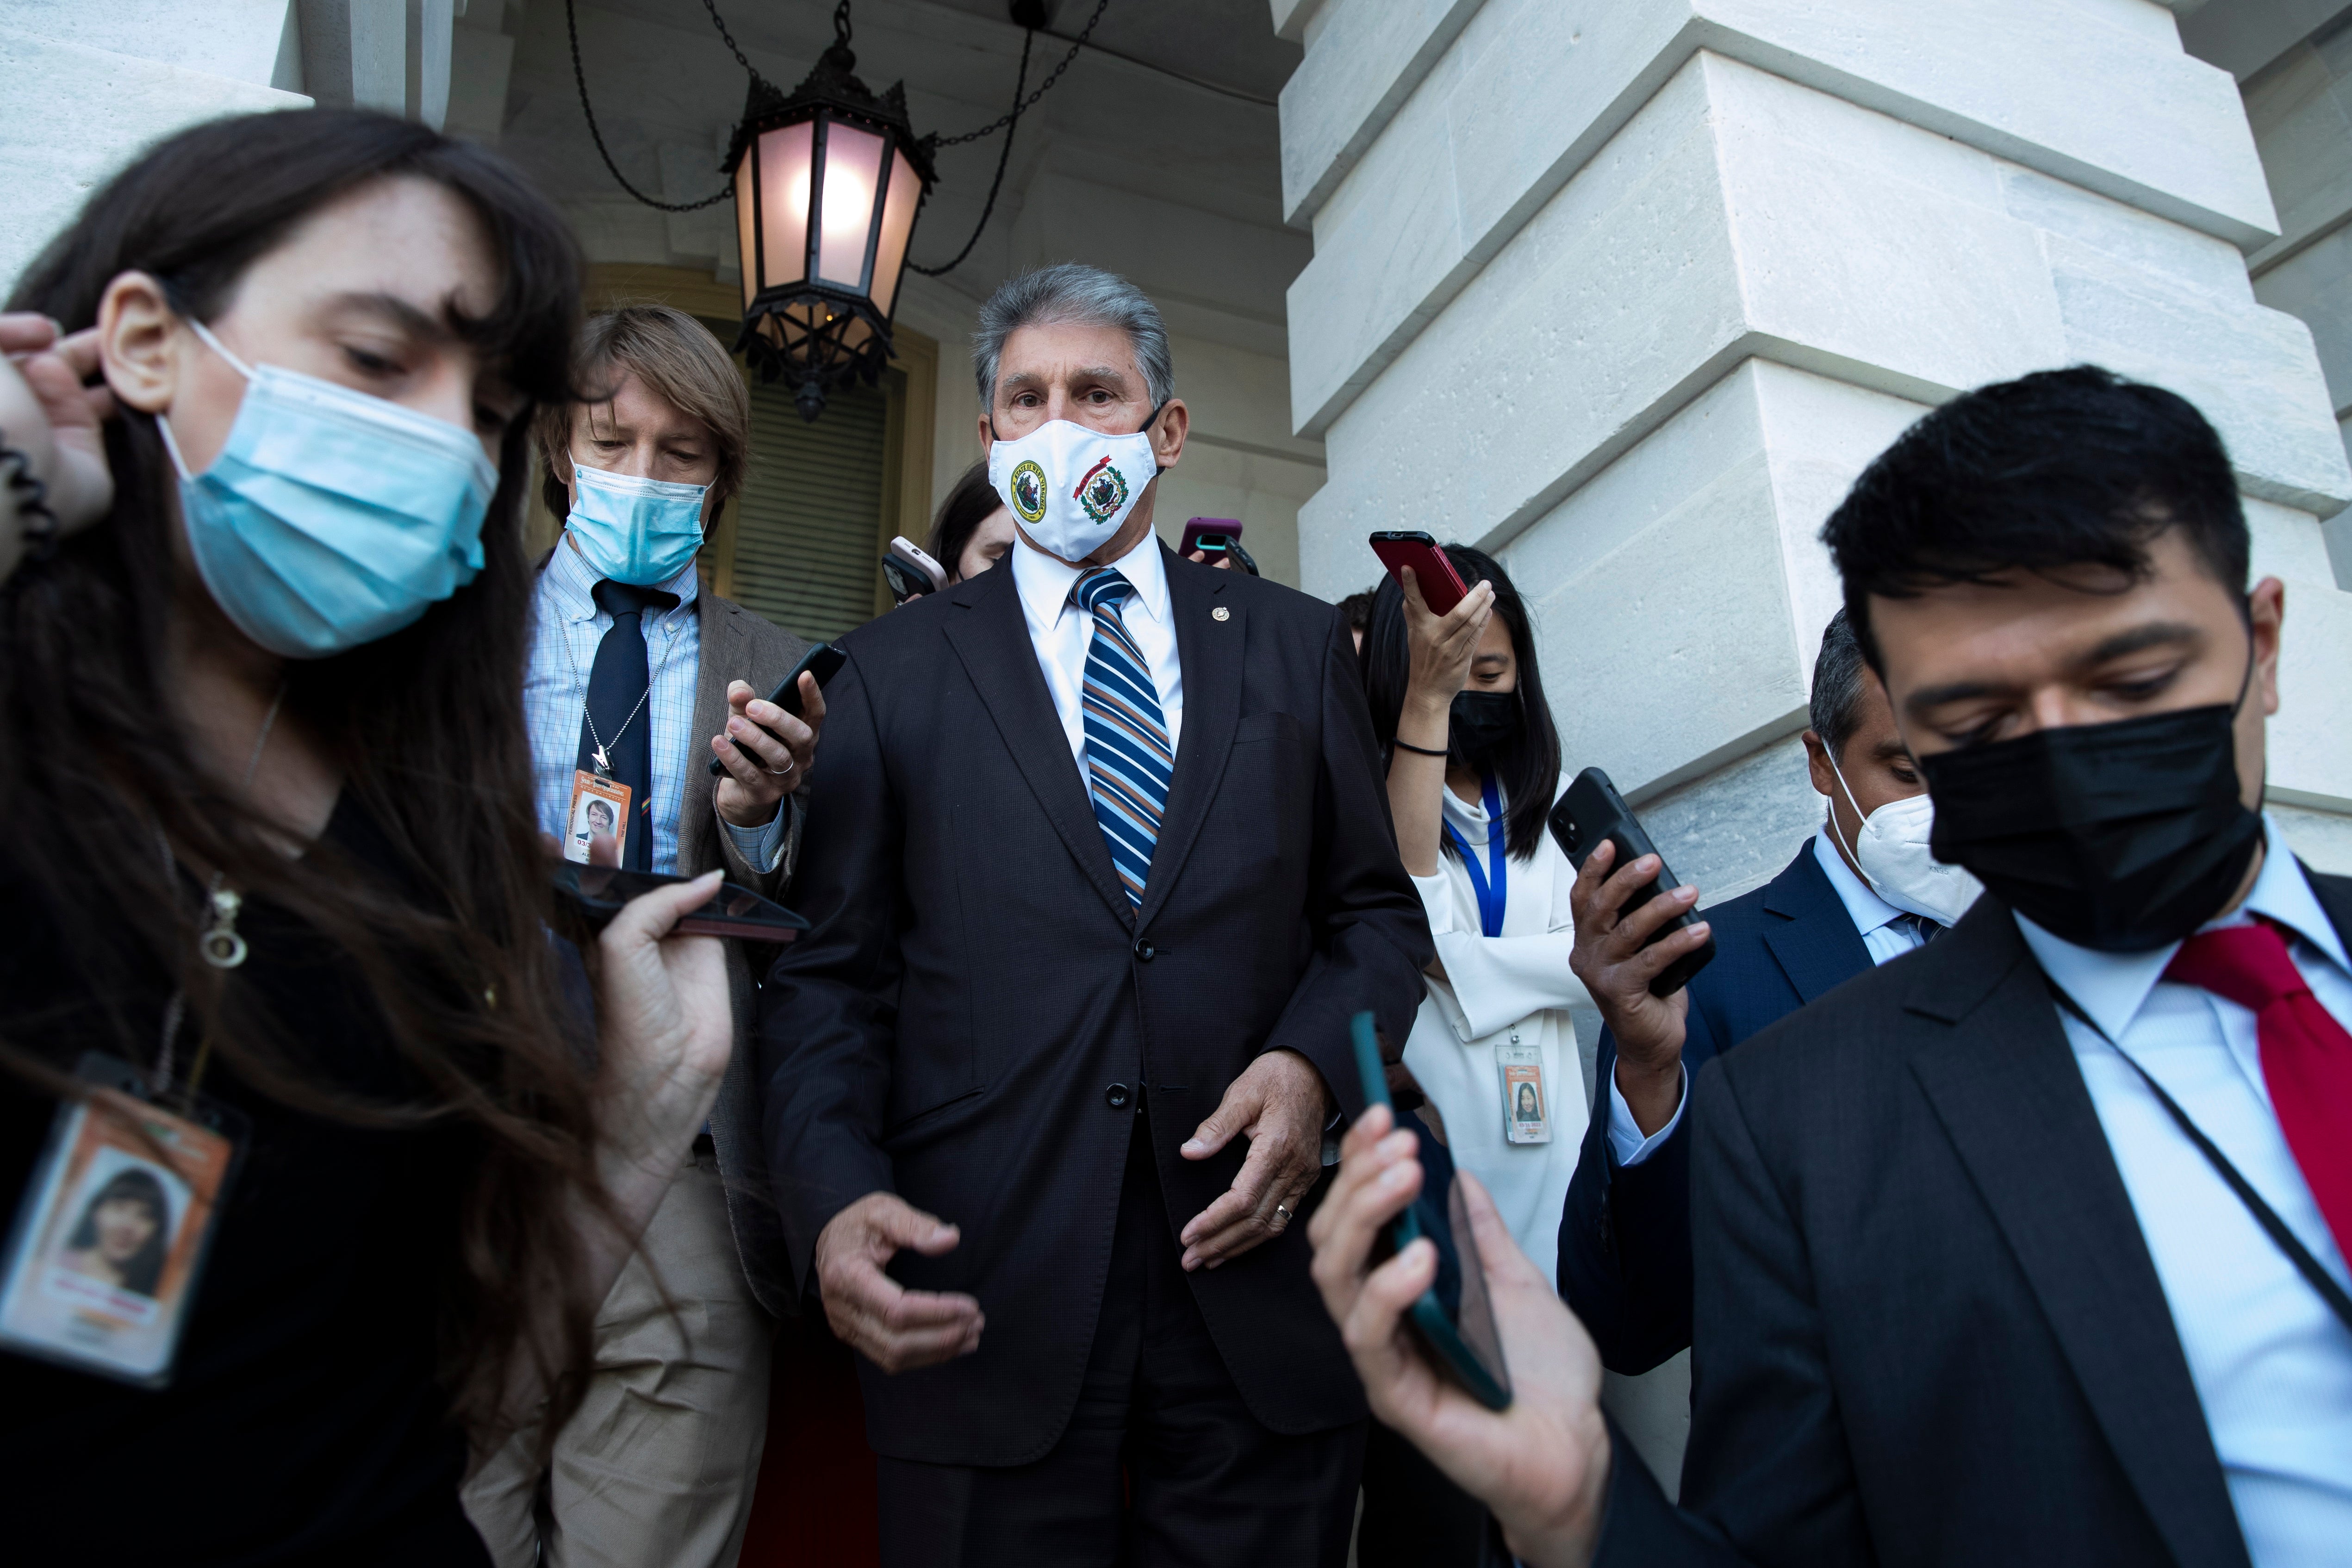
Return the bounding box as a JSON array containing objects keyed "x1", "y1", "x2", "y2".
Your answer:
[
  {"x1": 758, "y1": 263, "x2": 1431, "y2": 1566},
  {"x1": 1310, "y1": 366, "x2": 2352, "y2": 1568},
  {"x1": 1557, "y1": 608, "x2": 1981, "y2": 1371}
]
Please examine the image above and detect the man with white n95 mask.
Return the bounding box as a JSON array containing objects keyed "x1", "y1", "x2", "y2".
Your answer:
[
  {"x1": 1556, "y1": 608, "x2": 1978, "y2": 1376},
  {"x1": 464, "y1": 304, "x2": 820, "y2": 1568}
]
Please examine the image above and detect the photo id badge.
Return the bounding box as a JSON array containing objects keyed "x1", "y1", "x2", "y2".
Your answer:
[
  {"x1": 566, "y1": 770, "x2": 632, "y2": 865},
  {"x1": 0, "y1": 1054, "x2": 245, "y2": 1387},
  {"x1": 1496, "y1": 1036, "x2": 1550, "y2": 1145}
]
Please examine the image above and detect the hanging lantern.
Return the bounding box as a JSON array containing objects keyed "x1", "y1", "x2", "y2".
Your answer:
[{"x1": 722, "y1": 28, "x2": 934, "y2": 421}]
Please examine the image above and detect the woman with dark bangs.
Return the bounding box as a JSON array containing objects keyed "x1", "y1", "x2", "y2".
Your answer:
[
  {"x1": 0, "y1": 111, "x2": 734, "y2": 1564},
  {"x1": 58, "y1": 1167, "x2": 173, "y2": 1299}
]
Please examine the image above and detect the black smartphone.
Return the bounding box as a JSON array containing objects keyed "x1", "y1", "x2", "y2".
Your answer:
[
  {"x1": 1546, "y1": 767, "x2": 1717, "y2": 997},
  {"x1": 1178, "y1": 516, "x2": 1240, "y2": 558},
  {"x1": 707, "y1": 642, "x2": 848, "y2": 776},
  {"x1": 1349, "y1": 1011, "x2": 1512, "y2": 1411},
  {"x1": 548, "y1": 860, "x2": 811, "y2": 944}
]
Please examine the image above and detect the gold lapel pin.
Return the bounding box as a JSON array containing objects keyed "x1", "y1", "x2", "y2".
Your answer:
[{"x1": 1212, "y1": 606, "x2": 1231, "y2": 622}]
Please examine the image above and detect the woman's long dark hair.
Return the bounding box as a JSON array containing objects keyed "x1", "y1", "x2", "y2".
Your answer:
[
  {"x1": 3, "y1": 110, "x2": 600, "y2": 1445},
  {"x1": 1360, "y1": 541, "x2": 1561, "y2": 861},
  {"x1": 928, "y1": 460, "x2": 1002, "y2": 581},
  {"x1": 69, "y1": 1167, "x2": 173, "y2": 1297}
]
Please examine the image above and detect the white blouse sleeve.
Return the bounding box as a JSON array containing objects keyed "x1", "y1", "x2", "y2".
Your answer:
[{"x1": 1410, "y1": 868, "x2": 1592, "y2": 1043}]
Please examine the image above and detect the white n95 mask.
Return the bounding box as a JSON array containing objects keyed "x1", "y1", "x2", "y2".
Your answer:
[
  {"x1": 988, "y1": 417, "x2": 1157, "y2": 562},
  {"x1": 1826, "y1": 756, "x2": 1985, "y2": 928}
]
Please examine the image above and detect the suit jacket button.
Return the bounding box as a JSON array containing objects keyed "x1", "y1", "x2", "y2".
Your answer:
[
  {"x1": 1133, "y1": 939, "x2": 1156, "y2": 962},
  {"x1": 1105, "y1": 1083, "x2": 1132, "y2": 1110}
]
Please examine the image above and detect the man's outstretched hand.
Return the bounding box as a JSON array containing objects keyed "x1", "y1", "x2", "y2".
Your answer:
[
  {"x1": 1308, "y1": 1104, "x2": 1612, "y2": 1568},
  {"x1": 1178, "y1": 1047, "x2": 1332, "y2": 1270},
  {"x1": 814, "y1": 1192, "x2": 985, "y2": 1374}
]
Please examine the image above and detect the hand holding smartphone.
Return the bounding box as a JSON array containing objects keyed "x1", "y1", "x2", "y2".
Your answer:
[
  {"x1": 708, "y1": 642, "x2": 847, "y2": 777},
  {"x1": 1349, "y1": 1011, "x2": 1513, "y2": 1411},
  {"x1": 1368, "y1": 531, "x2": 1471, "y2": 615},
  {"x1": 1546, "y1": 768, "x2": 1717, "y2": 997}
]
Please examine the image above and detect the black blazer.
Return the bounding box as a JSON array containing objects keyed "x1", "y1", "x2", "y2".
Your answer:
[
  {"x1": 1594, "y1": 868, "x2": 2352, "y2": 1567},
  {"x1": 755, "y1": 549, "x2": 1432, "y2": 1466},
  {"x1": 1559, "y1": 840, "x2": 1871, "y2": 1372}
]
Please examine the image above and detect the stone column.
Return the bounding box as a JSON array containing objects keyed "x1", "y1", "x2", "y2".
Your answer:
[{"x1": 1275, "y1": 0, "x2": 2352, "y2": 1488}]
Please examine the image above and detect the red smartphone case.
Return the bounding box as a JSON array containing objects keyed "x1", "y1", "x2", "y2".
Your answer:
[{"x1": 1369, "y1": 532, "x2": 1470, "y2": 615}]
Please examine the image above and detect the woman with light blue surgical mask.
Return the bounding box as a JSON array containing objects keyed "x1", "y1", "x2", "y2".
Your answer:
[{"x1": 0, "y1": 108, "x2": 742, "y2": 1565}]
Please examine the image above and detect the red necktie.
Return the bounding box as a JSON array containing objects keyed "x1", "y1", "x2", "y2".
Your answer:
[{"x1": 2163, "y1": 921, "x2": 2352, "y2": 1261}]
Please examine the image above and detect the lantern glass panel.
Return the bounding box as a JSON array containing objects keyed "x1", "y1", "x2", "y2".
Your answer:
[
  {"x1": 756, "y1": 119, "x2": 814, "y2": 292},
  {"x1": 867, "y1": 149, "x2": 925, "y2": 317},
  {"x1": 816, "y1": 123, "x2": 886, "y2": 289},
  {"x1": 734, "y1": 155, "x2": 758, "y2": 309}
]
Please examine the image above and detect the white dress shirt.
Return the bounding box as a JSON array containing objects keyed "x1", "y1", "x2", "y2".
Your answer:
[
  {"x1": 1008, "y1": 530, "x2": 1184, "y2": 773},
  {"x1": 524, "y1": 535, "x2": 788, "y2": 875},
  {"x1": 1404, "y1": 774, "x2": 1593, "y2": 1282},
  {"x1": 2017, "y1": 819, "x2": 2352, "y2": 1566},
  {"x1": 1606, "y1": 828, "x2": 1932, "y2": 1165}
]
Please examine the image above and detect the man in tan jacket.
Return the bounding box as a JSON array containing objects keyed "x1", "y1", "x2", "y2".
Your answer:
[{"x1": 466, "y1": 304, "x2": 817, "y2": 1568}]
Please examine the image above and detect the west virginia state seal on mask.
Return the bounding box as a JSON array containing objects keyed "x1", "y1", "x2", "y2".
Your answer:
[{"x1": 989, "y1": 418, "x2": 1158, "y2": 560}]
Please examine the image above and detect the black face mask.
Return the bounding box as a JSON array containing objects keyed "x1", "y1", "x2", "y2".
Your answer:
[
  {"x1": 1921, "y1": 695, "x2": 2261, "y2": 953},
  {"x1": 1449, "y1": 689, "x2": 1520, "y2": 765}
]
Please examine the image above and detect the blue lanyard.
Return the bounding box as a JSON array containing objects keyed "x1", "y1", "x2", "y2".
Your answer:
[{"x1": 1443, "y1": 773, "x2": 1509, "y2": 938}]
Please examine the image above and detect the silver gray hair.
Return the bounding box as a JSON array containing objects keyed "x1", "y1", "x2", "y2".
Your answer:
[
  {"x1": 1808, "y1": 609, "x2": 1870, "y2": 762},
  {"x1": 973, "y1": 263, "x2": 1174, "y2": 412}
]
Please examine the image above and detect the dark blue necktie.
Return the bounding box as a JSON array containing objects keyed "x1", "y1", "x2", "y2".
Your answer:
[
  {"x1": 575, "y1": 579, "x2": 678, "y2": 872},
  {"x1": 1070, "y1": 567, "x2": 1171, "y2": 907}
]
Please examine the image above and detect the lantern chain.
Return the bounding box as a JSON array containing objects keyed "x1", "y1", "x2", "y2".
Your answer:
[
  {"x1": 907, "y1": 25, "x2": 1033, "y2": 277},
  {"x1": 565, "y1": 0, "x2": 735, "y2": 211},
  {"x1": 567, "y1": 0, "x2": 1112, "y2": 233},
  {"x1": 927, "y1": 0, "x2": 1112, "y2": 149}
]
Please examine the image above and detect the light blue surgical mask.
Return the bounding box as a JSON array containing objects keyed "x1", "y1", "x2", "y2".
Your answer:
[
  {"x1": 159, "y1": 317, "x2": 498, "y2": 659},
  {"x1": 563, "y1": 456, "x2": 707, "y2": 586}
]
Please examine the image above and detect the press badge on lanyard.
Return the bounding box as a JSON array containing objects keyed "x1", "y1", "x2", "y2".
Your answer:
[
  {"x1": 1444, "y1": 778, "x2": 1549, "y2": 1145},
  {"x1": 0, "y1": 1054, "x2": 245, "y2": 1387},
  {"x1": 1496, "y1": 1034, "x2": 1550, "y2": 1145},
  {"x1": 565, "y1": 770, "x2": 633, "y2": 865}
]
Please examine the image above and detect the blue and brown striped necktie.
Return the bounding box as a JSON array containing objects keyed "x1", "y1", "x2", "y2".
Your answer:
[{"x1": 1070, "y1": 567, "x2": 1171, "y2": 907}]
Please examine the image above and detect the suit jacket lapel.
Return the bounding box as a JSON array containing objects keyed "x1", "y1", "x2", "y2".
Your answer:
[
  {"x1": 1904, "y1": 903, "x2": 2252, "y2": 1568},
  {"x1": 1759, "y1": 841, "x2": 1875, "y2": 1004},
  {"x1": 679, "y1": 592, "x2": 741, "y2": 877},
  {"x1": 1134, "y1": 556, "x2": 1239, "y2": 928},
  {"x1": 942, "y1": 564, "x2": 1132, "y2": 926},
  {"x1": 2303, "y1": 863, "x2": 2352, "y2": 955}
]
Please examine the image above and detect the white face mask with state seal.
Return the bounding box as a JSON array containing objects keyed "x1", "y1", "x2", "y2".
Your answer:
[{"x1": 988, "y1": 416, "x2": 1158, "y2": 562}]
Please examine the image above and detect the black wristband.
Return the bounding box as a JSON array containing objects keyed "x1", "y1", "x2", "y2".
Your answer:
[
  {"x1": 1, "y1": 433, "x2": 60, "y2": 562},
  {"x1": 1391, "y1": 737, "x2": 1449, "y2": 758}
]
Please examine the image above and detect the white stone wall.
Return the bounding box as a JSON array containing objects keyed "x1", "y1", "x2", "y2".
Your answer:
[
  {"x1": 1278, "y1": 0, "x2": 2352, "y2": 1490},
  {"x1": 0, "y1": 1, "x2": 311, "y2": 293}
]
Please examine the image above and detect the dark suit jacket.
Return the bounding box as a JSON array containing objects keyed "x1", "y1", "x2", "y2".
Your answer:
[
  {"x1": 679, "y1": 589, "x2": 805, "y2": 1318},
  {"x1": 1594, "y1": 867, "x2": 2352, "y2": 1567},
  {"x1": 1559, "y1": 839, "x2": 1870, "y2": 1372},
  {"x1": 755, "y1": 548, "x2": 1432, "y2": 1466}
]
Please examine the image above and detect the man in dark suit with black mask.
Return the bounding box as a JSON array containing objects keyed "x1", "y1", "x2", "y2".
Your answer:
[
  {"x1": 1556, "y1": 609, "x2": 1981, "y2": 1371},
  {"x1": 758, "y1": 264, "x2": 1431, "y2": 1567},
  {"x1": 1309, "y1": 365, "x2": 2352, "y2": 1568}
]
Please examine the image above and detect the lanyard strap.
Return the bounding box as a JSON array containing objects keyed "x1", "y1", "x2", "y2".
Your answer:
[
  {"x1": 2048, "y1": 981, "x2": 2352, "y2": 1338},
  {"x1": 1444, "y1": 773, "x2": 1509, "y2": 939}
]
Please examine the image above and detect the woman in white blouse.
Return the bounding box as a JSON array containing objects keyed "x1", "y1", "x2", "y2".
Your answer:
[{"x1": 1362, "y1": 542, "x2": 1591, "y2": 1286}]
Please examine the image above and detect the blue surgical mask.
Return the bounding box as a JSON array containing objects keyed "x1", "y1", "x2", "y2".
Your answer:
[
  {"x1": 159, "y1": 317, "x2": 498, "y2": 659},
  {"x1": 563, "y1": 456, "x2": 707, "y2": 586}
]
